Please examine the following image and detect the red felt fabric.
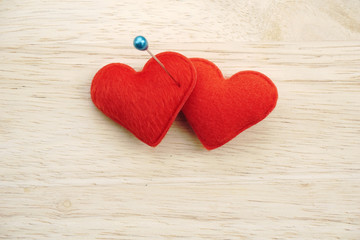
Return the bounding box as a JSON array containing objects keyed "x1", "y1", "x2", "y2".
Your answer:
[
  {"x1": 182, "y1": 58, "x2": 278, "y2": 150},
  {"x1": 91, "y1": 52, "x2": 196, "y2": 147}
]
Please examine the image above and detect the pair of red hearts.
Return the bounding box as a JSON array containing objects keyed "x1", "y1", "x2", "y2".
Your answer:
[{"x1": 91, "y1": 52, "x2": 278, "y2": 150}]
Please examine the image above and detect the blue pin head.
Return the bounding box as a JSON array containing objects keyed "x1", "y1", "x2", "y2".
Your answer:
[{"x1": 133, "y1": 36, "x2": 148, "y2": 51}]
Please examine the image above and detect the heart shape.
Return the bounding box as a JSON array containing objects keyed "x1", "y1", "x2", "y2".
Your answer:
[
  {"x1": 182, "y1": 58, "x2": 278, "y2": 150},
  {"x1": 91, "y1": 52, "x2": 196, "y2": 147}
]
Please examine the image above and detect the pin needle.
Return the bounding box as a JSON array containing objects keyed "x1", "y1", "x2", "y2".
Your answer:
[{"x1": 133, "y1": 36, "x2": 180, "y2": 87}]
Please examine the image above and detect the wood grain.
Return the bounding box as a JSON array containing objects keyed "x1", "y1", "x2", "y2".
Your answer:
[{"x1": 1, "y1": 0, "x2": 360, "y2": 239}]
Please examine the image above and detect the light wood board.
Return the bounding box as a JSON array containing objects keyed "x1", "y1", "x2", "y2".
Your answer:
[{"x1": 1, "y1": 0, "x2": 360, "y2": 239}]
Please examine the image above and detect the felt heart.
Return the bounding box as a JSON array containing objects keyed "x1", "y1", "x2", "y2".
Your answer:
[
  {"x1": 91, "y1": 52, "x2": 196, "y2": 147},
  {"x1": 182, "y1": 58, "x2": 278, "y2": 150}
]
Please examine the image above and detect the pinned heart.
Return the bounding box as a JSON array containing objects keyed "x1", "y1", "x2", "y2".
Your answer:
[
  {"x1": 182, "y1": 58, "x2": 278, "y2": 150},
  {"x1": 91, "y1": 52, "x2": 196, "y2": 147}
]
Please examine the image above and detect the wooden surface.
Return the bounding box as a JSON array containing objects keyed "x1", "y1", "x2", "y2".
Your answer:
[{"x1": 1, "y1": 0, "x2": 360, "y2": 239}]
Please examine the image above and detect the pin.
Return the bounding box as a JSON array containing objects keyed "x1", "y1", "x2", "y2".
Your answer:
[{"x1": 133, "y1": 36, "x2": 180, "y2": 87}]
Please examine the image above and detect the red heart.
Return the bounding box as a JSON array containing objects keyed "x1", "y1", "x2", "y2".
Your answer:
[
  {"x1": 91, "y1": 52, "x2": 196, "y2": 147},
  {"x1": 182, "y1": 58, "x2": 278, "y2": 150}
]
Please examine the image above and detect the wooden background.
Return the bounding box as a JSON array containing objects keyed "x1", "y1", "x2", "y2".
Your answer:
[{"x1": 1, "y1": 0, "x2": 360, "y2": 239}]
